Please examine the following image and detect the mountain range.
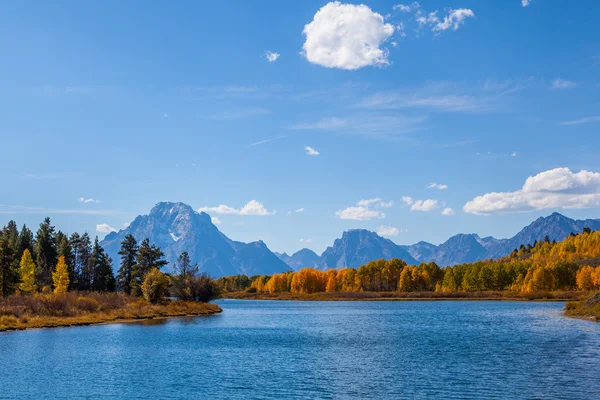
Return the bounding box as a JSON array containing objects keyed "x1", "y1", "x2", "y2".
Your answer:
[{"x1": 100, "y1": 202, "x2": 600, "y2": 277}]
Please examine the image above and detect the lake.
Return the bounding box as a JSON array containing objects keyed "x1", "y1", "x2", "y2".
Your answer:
[{"x1": 1, "y1": 300, "x2": 599, "y2": 399}]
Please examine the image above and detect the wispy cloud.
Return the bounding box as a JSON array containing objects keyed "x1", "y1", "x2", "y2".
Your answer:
[
  {"x1": 551, "y1": 78, "x2": 579, "y2": 89},
  {"x1": 560, "y1": 116, "x2": 600, "y2": 126},
  {"x1": 199, "y1": 108, "x2": 269, "y2": 120},
  {"x1": 248, "y1": 135, "x2": 287, "y2": 147},
  {"x1": 0, "y1": 204, "x2": 120, "y2": 215},
  {"x1": 335, "y1": 198, "x2": 392, "y2": 220},
  {"x1": 427, "y1": 183, "x2": 448, "y2": 190},
  {"x1": 290, "y1": 115, "x2": 427, "y2": 138},
  {"x1": 79, "y1": 197, "x2": 100, "y2": 204}
]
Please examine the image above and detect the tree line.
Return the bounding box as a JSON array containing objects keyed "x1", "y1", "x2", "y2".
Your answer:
[
  {"x1": 0, "y1": 218, "x2": 218, "y2": 303},
  {"x1": 218, "y1": 229, "x2": 600, "y2": 295}
]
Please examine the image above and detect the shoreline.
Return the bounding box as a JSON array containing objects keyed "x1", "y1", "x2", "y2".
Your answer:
[
  {"x1": 219, "y1": 291, "x2": 583, "y2": 302},
  {"x1": 0, "y1": 306, "x2": 222, "y2": 333},
  {"x1": 0, "y1": 295, "x2": 222, "y2": 333}
]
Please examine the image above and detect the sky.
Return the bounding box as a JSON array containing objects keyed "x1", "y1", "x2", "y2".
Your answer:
[{"x1": 1, "y1": 0, "x2": 600, "y2": 255}]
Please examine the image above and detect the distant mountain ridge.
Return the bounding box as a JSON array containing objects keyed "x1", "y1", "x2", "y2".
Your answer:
[
  {"x1": 278, "y1": 212, "x2": 600, "y2": 270},
  {"x1": 101, "y1": 203, "x2": 600, "y2": 276},
  {"x1": 101, "y1": 202, "x2": 290, "y2": 277}
]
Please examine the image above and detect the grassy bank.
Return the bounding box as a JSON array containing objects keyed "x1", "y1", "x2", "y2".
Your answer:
[
  {"x1": 0, "y1": 292, "x2": 221, "y2": 332},
  {"x1": 220, "y1": 290, "x2": 583, "y2": 301},
  {"x1": 565, "y1": 292, "x2": 600, "y2": 321}
]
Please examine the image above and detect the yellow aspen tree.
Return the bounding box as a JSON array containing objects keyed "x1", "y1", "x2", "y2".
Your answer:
[
  {"x1": 18, "y1": 249, "x2": 37, "y2": 294},
  {"x1": 52, "y1": 256, "x2": 70, "y2": 294}
]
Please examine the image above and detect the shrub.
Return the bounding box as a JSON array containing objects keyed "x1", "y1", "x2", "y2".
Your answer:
[
  {"x1": 74, "y1": 297, "x2": 100, "y2": 312},
  {"x1": 142, "y1": 268, "x2": 169, "y2": 304}
]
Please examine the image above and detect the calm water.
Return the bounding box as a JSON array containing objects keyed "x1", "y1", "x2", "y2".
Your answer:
[{"x1": 1, "y1": 300, "x2": 599, "y2": 399}]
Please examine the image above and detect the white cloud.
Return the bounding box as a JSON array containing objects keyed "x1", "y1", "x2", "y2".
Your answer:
[
  {"x1": 511, "y1": 152, "x2": 517, "y2": 157},
  {"x1": 402, "y1": 196, "x2": 414, "y2": 205},
  {"x1": 199, "y1": 200, "x2": 274, "y2": 216},
  {"x1": 79, "y1": 197, "x2": 100, "y2": 204},
  {"x1": 441, "y1": 207, "x2": 455, "y2": 216},
  {"x1": 301, "y1": 1, "x2": 395, "y2": 70},
  {"x1": 522, "y1": 0, "x2": 531, "y2": 6},
  {"x1": 295, "y1": 208, "x2": 305, "y2": 213},
  {"x1": 123, "y1": 222, "x2": 130, "y2": 228},
  {"x1": 198, "y1": 204, "x2": 239, "y2": 214},
  {"x1": 336, "y1": 197, "x2": 392, "y2": 220},
  {"x1": 300, "y1": 238, "x2": 313, "y2": 243},
  {"x1": 377, "y1": 225, "x2": 400, "y2": 236},
  {"x1": 393, "y1": 3, "x2": 419, "y2": 13},
  {"x1": 211, "y1": 216, "x2": 222, "y2": 225},
  {"x1": 290, "y1": 114, "x2": 427, "y2": 138},
  {"x1": 96, "y1": 223, "x2": 116, "y2": 233},
  {"x1": 427, "y1": 183, "x2": 448, "y2": 190},
  {"x1": 464, "y1": 167, "x2": 600, "y2": 215},
  {"x1": 430, "y1": 9, "x2": 475, "y2": 32},
  {"x1": 410, "y1": 199, "x2": 438, "y2": 211},
  {"x1": 336, "y1": 206, "x2": 385, "y2": 220},
  {"x1": 551, "y1": 79, "x2": 578, "y2": 89},
  {"x1": 239, "y1": 200, "x2": 275, "y2": 216},
  {"x1": 304, "y1": 146, "x2": 320, "y2": 156},
  {"x1": 265, "y1": 51, "x2": 280, "y2": 62},
  {"x1": 560, "y1": 116, "x2": 600, "y2": 126}
]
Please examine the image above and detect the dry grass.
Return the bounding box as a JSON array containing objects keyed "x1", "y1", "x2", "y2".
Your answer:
[
  {"x1": 221, "y1": 290, "x2": 584, "y2": 301},
  {"x1": 565, "y1": 292, "x2": 600, "y2": 321},
  {"x1": 0, "y1": 292, "x2": 221, "y2": 332}
]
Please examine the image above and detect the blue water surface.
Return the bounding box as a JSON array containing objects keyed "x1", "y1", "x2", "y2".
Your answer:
[{"x1": 1, "y1": 300, "x2": 599, "y2": 399}]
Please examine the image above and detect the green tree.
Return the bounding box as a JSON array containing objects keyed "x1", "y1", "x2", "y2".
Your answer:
[
  {"x1": 0, "y1": 229, "x2": 19, "y2": 297},
  {"x1": 117, "y1": 234, "x2": 138, "y2": 294},
  {"x1": 16, "y1": 225, "x2": 34, "y2": 261},
  {"x1": 171, "y1": 251, "x2": 199, "y2": 300},
  {"x1": 35, "y1": 217, "x2": 58, "y2": 288},
  {"x1": 131, "y1": 238, "x2": 167, "y2": 296},
  {"x1": 71, "y1": 233, "x2": 93, "y2": 291},
  {"x1": 91, "y1": 237, "x2": 116, "y2": 292}
]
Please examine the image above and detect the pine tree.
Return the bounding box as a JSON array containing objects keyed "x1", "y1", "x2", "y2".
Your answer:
[
  {"x1": 18, "y1": 249, "x2": 37, "y2": 294},
  {"x1": 72, "y1": 233, "x2": 93, "y2": 291},
  {"x1": 117, "y1": 234, "x2": 138, "y2": 294},
  {"x1": 0, "y1": 229, "x2": 19, "y2": 297},
  {"x1": 17, "y1": 225, "x2": 34, "y2": 259},
  {"x1": 35, "y1": 217, "x2": 58, "y2": 288},
  {"x1": 91, "y1": 237, "x2": 116, "y2": 292},
  {"x1": 52, "y1": 256, "x2": 70, "y2": 294},
  {"x1": 131, "y1": 238, "x2": 167, "y2": 296}
]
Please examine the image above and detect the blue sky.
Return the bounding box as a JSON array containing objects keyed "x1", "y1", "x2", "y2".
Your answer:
[{"x1": 1, "y1": 0, "x2": 600, "y2": 254}]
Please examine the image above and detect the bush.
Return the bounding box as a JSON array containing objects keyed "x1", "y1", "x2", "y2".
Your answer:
[
  {"x1": 142, "y1": 268, "x2": 169, "y2": 304},
  {"x1": 192, "y1": 274, "x2": 220, "y2": 302},
  {"x1": 74, "y1": 297, "x2": 100, "y2": 312}
]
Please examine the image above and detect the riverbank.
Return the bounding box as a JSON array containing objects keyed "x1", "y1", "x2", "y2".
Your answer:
[
  {"x1": 220, "y1": 290, "x2": 583, "y2": 301},
  {"x1": 0, "y1": 292, "x2": 221, "y2": 332},
  {"x1": 565, "y1": 292, "x2": 600, "y2": 321}
]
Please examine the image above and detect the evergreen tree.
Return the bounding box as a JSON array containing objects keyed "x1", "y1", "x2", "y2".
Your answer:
[
  {"x1": 171, "y1": 251, "x2": 199, "y2": 300},
  {"x1": 18, "y1": 249, "x2": 37, "y2": 294},
  {"x1": 17, "y1": 224, "x2": 34, "y2": 259},
  {"x1": 72, "y1": 233, "x2": 93, "y2": 291},
  {"x1": 0, "y1": 229, "x2": 19, "y2": 297},
  {"x1": 57, "y1": 232, "x2": 76, "y2": 290},
  {"x1": 91, "y1": 237, "x2": 116, "y2": 292},
  {"x1": 117, "y1": 234, "x2": 138, "y2": 294},
  {"x1": 52, "y1": 255, "x2": 70, "y2": 294},
  {"x1": 131, "y1": 238, "x2": 167, "y2": 296},
  {"x1": 35, "y1": 217, "x2": 58, "y2": 288}
]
